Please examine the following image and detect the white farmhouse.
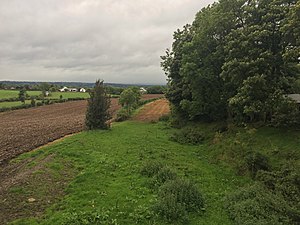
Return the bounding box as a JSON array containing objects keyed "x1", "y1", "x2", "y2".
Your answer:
[
  {"x1": 69, "y1": 88, "x2": 78, "y2": 92},
  {"x1": 59, "y1": 86, "x2": 69, "y2": 92},
  {"x1": 140, "y1": 87, "x2": 147, "y2": 94}
]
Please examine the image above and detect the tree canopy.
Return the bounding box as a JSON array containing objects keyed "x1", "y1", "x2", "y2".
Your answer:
[{"x1": 162, "y1": 0, "x2": 299, "y2": 125}]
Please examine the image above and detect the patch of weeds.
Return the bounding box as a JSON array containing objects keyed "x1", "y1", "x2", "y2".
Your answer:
[
  {"x1": 225, "y1": 166, "x2": 300, "y2": 225},
  {"x1": 150, "y1": 167, "x2": 177, "y2": 189},
  {"x1": 9, "y1": 186, "x2": 26, "y2": 194},
  {"x1": 27, "y1": 161, "x2": 37, "y2": 168},
  {"x1": 61, "y1": 209, "x2": 118, "y2": 225},
  {"x1": 129, "y1": 205, "x2": 155, "y2": 224},
  {"x1": 141, "y1": 160, "x2": 205, "y2": 224},
  {"x1": 170, "y1": 127, "x2": 206, "y2": 145},
  {"x1": 244, "y1": 151, "x2": 270, "y2": 177},
  {"x1": 140, "y1": 161, "x2": 163, "y2": 177},
  {"x1": 154, "y1": 178, "x2": 205, "y2": 224}
]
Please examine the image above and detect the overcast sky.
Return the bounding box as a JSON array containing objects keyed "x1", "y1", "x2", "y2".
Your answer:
[{"x1": 0, "y1": 0, "x2": 215, "y2": 84}]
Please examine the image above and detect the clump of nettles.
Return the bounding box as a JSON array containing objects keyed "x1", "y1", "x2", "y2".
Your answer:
[{"x1": 140, "y1": 160, "x2": 205, "y2": 223}]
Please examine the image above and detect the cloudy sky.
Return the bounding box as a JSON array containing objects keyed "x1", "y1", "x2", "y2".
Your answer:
[{"x1": 0, "y1": 0, "x2": 215, "y2": 84}]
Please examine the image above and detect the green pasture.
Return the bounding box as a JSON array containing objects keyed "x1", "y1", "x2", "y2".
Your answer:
[{"x1": 0, "y1": 90, "x2": 89, "y2": 100}]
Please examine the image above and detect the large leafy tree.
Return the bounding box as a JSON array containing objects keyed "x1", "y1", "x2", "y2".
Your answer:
[
  {"x1": 162, "y1": 0, "x2": 299, "y2": 124},
  {"x1": 161, "y1": 24, "x2": 193, "y2": 121},
  {"x1": 119, "y1": 87, "x2": 141, "y2": 113},
  {"x1": 85, "y1": 80, "x2": 111, "y2": 130},
  {"x1": 222, "y1": 0, "x2": 299, "y2": 121}
]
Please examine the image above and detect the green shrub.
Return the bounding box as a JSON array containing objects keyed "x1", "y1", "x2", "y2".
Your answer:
[
  {"x1": 244, "y1": 151, "x2": 270, "y2": 177},
  {"x1": 154, "y1": 179, "x2": 204, "y2": 223},
  {"x1": 115, "y1": 108, "x2": 130, "y2": 122},
  {"x1": 225, "y1": 183, "x2": 296, "y2": 225},
  {"x1": 225, "y1": 166, "x2": 300, "y2": 225},
  {"x1": 256, "y1": 166, "x2": 300, "y2": 207},
  {"x1": 154, "y1": 193, "x2": 188, "y2": 223},
  {"x1": 30, "y1": 98, "x2": 36, "y2": 107},
  {"x1": 171, "y1": 127, "x2": 205, "y2": 145},
  {"x1": 36, "y1": 102, "x2": 43, "y2": 107},
  {"x1": 140, "y1": 161, "x2": 163, "y2": 177},
  {"x1": 150, "y1": 167, "x2": 177, "y2": 189},
  {"x1": 159, "y1": 114, "x2": 170, "y2": 122}
]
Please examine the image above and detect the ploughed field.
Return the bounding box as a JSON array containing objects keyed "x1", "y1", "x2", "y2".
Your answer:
[{"x1": 0, "y1": 94, "x2": 164, "y2": 165}]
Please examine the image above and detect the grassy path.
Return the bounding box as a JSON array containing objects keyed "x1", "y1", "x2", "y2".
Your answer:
[{"x1": 9, "y1": 121, "x2": 249, "y2": 225}]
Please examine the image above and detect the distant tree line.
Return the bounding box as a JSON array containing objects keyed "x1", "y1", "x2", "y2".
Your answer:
[{"x1": 162, "y1": 0, "x2": 300, "y2": 126}]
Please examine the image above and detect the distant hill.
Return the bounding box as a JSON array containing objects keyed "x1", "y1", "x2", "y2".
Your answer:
[{"x1": 0, "y1": 81, "x2": 160, "y2": 88}]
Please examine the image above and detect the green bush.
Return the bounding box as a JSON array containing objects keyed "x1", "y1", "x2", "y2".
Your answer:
[
  {"x1": 225, "y1": 167, "x2": 300, "y2": 225},
  {"x1": 244, "y1": 151, "x2": 270, "y2": 177},
  {"x1": 36, "y1": 102, "x2": 43, "y2": 107},
  {"x1": 171, "y1": 127, "x2": 206, "y2": 145},
  {"x1": 154, "y1": 193, "x2": 189, "y2": 223},
  {"x1": 256, "y1": 167, "x2": 300, "y2": 207},
  {"x1": 150, "y1": 167, "x2": 177, "y2": 189},
  {"x1": 159, "y1": 114, "x2": 170, "y2": 122},
  {"x1": 30, "y1": 99, "x2": 36, "y2": 107},
  {"x1": 225, "y1": 183, "x2": 296, "y2": 225},
  {"x1": 115, "y1": 108, "x2": 130, "y2": 122},
  {"x1": 140, "y1": 161, "x2": 163, "y2": 177},
  {"x1": 154, "y1": 179, "x2": 204, "y2": 223}
]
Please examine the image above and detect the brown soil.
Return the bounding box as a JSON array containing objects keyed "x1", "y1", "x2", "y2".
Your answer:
[
  {"x1": 0, "y1": 154, "x2": 76, "y2": 224},
  {"x1": 132, "y1": 98, "x2": 170, "y2": 122}
]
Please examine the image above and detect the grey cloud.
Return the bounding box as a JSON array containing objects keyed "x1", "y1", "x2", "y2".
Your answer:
[{"x1": 0, "y1": 0, "x2": 215, "y2": 84}]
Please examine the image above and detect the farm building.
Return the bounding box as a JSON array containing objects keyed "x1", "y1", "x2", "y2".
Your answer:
[
  {"x1": 69, "y1": 88, "x2": 78, "y2": 92},
  {"x1": 59, "y1": 87, "x2": 78, "y2": 92},
  {"x1": 140, "y1": 87, "x2": 147, "y2": 94},
  {"x1": 79, "y1": 88, "x2": 86, "y2": 92},
  {"x1": 59, "y1": 87, "x2": 69, "y2": 92}
]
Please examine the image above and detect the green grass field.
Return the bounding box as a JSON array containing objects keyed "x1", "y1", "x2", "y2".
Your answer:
[
  {"x1": 10, "y1": 121, "x2": 250, "y2": 225},
  {"x1": 0, "y1": 90, "x2": 89, "y2": 109},
  {"x1": 0, "y1": 90, "x2": 41, "y2": 99},
  {"x1": 7, "y1": 120, "x2": 299, "y2": 224},
  {"x1": 0, "y1": 90, "x2": 89, "y2": 100},
  {"x1": 46, "y1": 91, "x2": 89, "y2": 99},
  {"x1": 0, "y1": 100, "x2": 32, "y2": 108}
]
